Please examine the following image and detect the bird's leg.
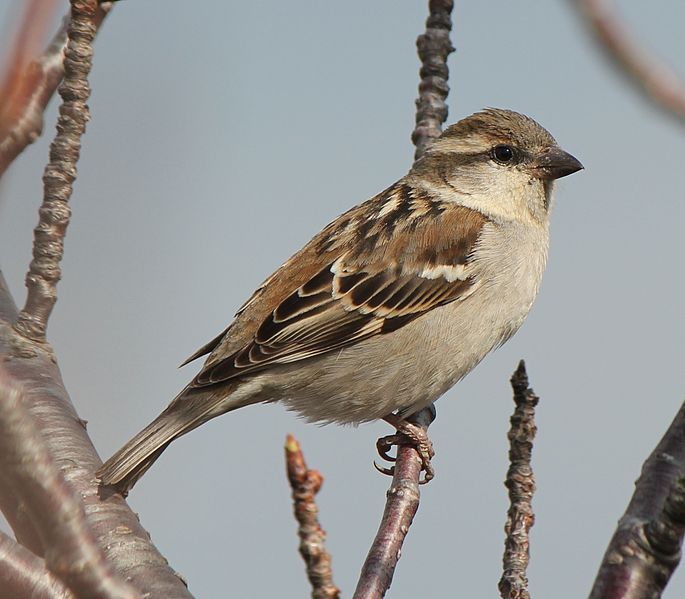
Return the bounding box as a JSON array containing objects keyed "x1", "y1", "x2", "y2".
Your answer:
[{"x1": 375, "y1": 412, "x2": 436, "y2": 484}]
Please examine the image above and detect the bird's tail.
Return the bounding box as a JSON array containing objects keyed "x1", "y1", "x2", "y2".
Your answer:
[{"x1": 96, "y1": 388, "x2": 244, "y2": 494}]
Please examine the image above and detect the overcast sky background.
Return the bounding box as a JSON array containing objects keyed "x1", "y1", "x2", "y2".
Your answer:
[{"x1": 2, "y1": 1, "x2": 685, "y2": 597}]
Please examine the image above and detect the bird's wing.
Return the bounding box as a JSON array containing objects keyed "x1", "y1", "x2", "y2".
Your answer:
[{"x1": 186, "y1": 182, "x2": 488, "y2": 387}]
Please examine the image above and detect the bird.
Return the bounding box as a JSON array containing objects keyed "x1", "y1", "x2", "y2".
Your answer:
[{"x1": 97, "y1": 108, "x2": 582, "y2": 493}]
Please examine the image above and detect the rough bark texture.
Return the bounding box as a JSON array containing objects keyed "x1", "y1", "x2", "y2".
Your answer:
[
  {"x1": 14, "y1": 0, "x2": 95, "y2": 342},
  {"x1": 285, "y1": 435, "x2": 340, "y2": 599},
  {"x1": 0, "y1": 4, "x2": 111, "y2": 179},
  {"x1": 412, "y1": 0, "x2": 455, "y2": 159},
  {"x1": 590, "y1": 401, "x2": 685, "y2": 598},
  {"x1": 499, "y1": 361, "x2": 538, "y2": 599}
]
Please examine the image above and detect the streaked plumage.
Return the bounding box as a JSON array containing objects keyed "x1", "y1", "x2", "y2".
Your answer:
[{"x1": 97, "y1": 109, "x2": 582, "y2": 492}]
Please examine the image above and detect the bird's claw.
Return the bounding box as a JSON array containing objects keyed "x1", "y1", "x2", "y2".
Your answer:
[
  {"x1": 376, "y1": 433, "x2": 400, "y2": 462},
  {"x1": 373, "y1": 460, "x2": 395, "y2": 477},
  {"x1": 375, "y1": 417, "x2": 436, "y2": 484}
]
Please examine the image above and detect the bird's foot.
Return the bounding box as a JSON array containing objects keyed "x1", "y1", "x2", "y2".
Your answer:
[{"x1": 374, "y1": 413, "x2": 435, "y2": 484}]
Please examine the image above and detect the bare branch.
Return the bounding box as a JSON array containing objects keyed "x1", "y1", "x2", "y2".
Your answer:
[
  {"x1": 353, "y1": 2, "x2": 454, "y2": 594},
  {"x1": 499, "y1": 361, "x2": 538, "y2": 599},
  {"x1": 575, "y1": 0, "x2": 685, "y2": 124},
  {"x1": 12, "y1": 0, "x2": 108, "y2": 341},
  {"x1": 354, "y1": 408, "x2": 435, "y2": 599},
  {"x1": 0, "y1": 373, "x2": 138, "y2": 598},
  {"x1": 412, "y1": 0, "x2": 455, "y2": 159},
  {"x1": 0, "y1": 531, "x2": 74, "y2": 599},
  {"x1": 1, "y1": 281, "x2": 192, "y2": 594},
  {"x1": 285, "y1": 435, "x2": 340, "y2": 599},
  {"x1": 0, "y1": 3, "x2": 112, "y2": 178},
  {"x1": 0, "y1": 4, "x2": 194, "y2": 592},
  {"x1": 590, "y1": 400, "x2": 685, "y2": 598}
]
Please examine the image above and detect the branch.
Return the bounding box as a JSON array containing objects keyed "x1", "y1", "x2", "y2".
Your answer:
[
  {"x1": 13, "y1": 0, "x2": 106, "y2": 341},
  {"x1": 285, "y1": 435, "x2": 340, "y2": 599},
  {"x1": 0, "y1": 531, "x2": 74, "y2": 599},
  {"x1": 590, "y1": 400, "x2": 685, "y2": 598},
  {"x1": 412, "y1": 0, "x2": 455, "y2": 159},
  {"x1": 353, "y1": 408, "x2": 435, "y2": 599},
  {"x1": 0, "y1": 2, "x2": 194, "y2": 594},
  {"x1": 353, "y1": 3, "x2": 454, "y2": 595},
  {"x1": 0, "y1": 374, "x2": 137, "y2": 598},
  {"x1": 575, "y1": 0, "x2": 685, "y2": 124},
  {"x1": 0, "y1": 2, "x2": 112, "y2": 178},
  {"x1": 499, "y1": 361, "x2": 538, "y2": 599}
]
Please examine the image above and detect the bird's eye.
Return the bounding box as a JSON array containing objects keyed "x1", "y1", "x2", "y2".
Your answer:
[{"x1": 491, "y1": 144, "x2": 516, "y2": 164}]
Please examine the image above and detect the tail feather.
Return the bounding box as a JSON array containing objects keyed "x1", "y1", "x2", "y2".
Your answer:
[
  {"x1": 96, "y1": 413, "x2": 189, "y2": 493},
  {"x1": 97, "y1": 388, "x2": 246, "y2": 493}
]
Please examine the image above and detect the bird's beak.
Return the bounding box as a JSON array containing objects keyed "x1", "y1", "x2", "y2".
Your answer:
[{"x1": 529, "y1": 147, "x2": 584, "y2": 180}]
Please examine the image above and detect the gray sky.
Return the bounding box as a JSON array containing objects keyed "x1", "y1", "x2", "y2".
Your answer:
[{"x1": 2, "y1": 1, "x2": 685, "y2": 597}]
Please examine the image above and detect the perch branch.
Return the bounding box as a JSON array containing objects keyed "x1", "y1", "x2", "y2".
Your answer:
[
  {"x1": 590, "y1": 400, "x2": 685, "y2": 598},
  {"x1": 0, "y1": 2, "x2": 112, "y2": 179},
  {"x1": 354, "y1": 2, "x2": 454, "y2": 595},
  {"x1": 285, "y1": 435, "x2": 340, "y2": 599},
  {"x1": 499, "y1": 361, "x2": 538, "y2": 599},
  {"x1": 575, "y1": 0, "x2": 685, "y2": 124},
  {"x1": 353, "y1": 408, "x2": 435, "y2": 599}
]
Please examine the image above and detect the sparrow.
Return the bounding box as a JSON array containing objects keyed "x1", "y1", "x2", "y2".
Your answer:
[{"x1": 97, "y1": 108, "x2": 582, "y2": 493}]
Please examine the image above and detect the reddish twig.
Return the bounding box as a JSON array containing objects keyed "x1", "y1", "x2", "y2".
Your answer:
[
  {"x1": 499, "y1": 361, "x2": 538, "y2": 599},
  {"x1": 354, "y1": 3, "x2": 453, "y2": 595},
  {"x1": 576, "y1": 0, "x2": 685, "y2": 124},
  {"x1": 0, "y1": 531, "x2": 74, "y2": 599},
  {"x1": 590, "y1": 401, "x2": 685, "y2": 598},
  {"x1": 412, "y1": 0, "x2": 455, "y2": 159},
  {"x1": 285, "y1": 435, "x2": 340, "y2": 599},
  {"x1": 354, "y1": 408, "x2": 435, "y2": 599},
  {"x1": 0, "y1": 374, "x2": 137, "y2": 598},
  {"x1": 13, "y1": 0, "x2": 105, "y2": 342},
  {"x1": 0, "y1": 3, "x2": 111, "y2": 179}
]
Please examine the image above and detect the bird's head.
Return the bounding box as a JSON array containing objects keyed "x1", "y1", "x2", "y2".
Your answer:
[{"x1": 410, "y1": 108, "x2": 583, "y2": 223}]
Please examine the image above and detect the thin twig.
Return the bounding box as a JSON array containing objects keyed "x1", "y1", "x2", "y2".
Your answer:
[
  {"x1": 285, "y1": 435, "x2": 340, "y2": 599},
  {"x1": 354, "y1": 2, "x2": 454, "y2": 595},
  {"x1": 0, "y1": 3, "x2": 111, "y2": 178},
  {"x1": 354, "y1": 408, "x2": 435, "y2": 599},
  {"x1": 590, "y1": 400, "x2": 685, "y2": 598},
  {"x1": 499, "y1": 360, "x2": 538, "y2": 599},
  {"x1": 575, "y1": 0, "x2": 685, "y2": 124},
  {"x1": 412, "y1": 0, "x2": 455, "y2": 159},
  {"x1": 13, "y1": 0, "x2": 108, "y2": 342},
  {"x1": 0, "y1": 531, "x2": 74, "y2": 599},
  {"x1": 0, "y1": 374, "x2": 138, "y2": 598}
]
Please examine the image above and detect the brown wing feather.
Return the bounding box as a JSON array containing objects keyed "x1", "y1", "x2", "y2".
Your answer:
[{"x1": 187, "y1": 182, "x2": 487, "y2": 387}]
